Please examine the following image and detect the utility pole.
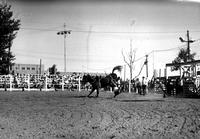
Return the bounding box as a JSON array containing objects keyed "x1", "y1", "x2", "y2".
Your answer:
[
  {"x1": 86, "y1": 26, "x2": 92, "y2": 72},
  {"x1": 124, "y1": 64, "x2": 126, "y2": 81},
  {"x1": 179, "y1": 30, "x2": 194, "y2": 62},
  {"x1": 153, "y1": 50, "x2": 155, "y2": 78},
  {"x1": 186, "y1": 30, "x2": 194, "y2": 61},
  {"x1": 57, "y1": 23, "x2": 71, "y2": 73},
  {"x1": 145, "y1": 55, "x2": 148, "y2": 78},
  {"x1": 39, "y1": 59, "x2": 42, "y2": 75}
]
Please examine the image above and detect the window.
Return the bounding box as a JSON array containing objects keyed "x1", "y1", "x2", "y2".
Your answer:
[
  {"x1": 32, "y1": 67, "x2": 35, "y2": 70},
  {"x1": 22, "y1": 67, "x2": 25, "y2": 70},
  {"x1": 27, "y1": 67, "x2": 30, "y2": 70}
]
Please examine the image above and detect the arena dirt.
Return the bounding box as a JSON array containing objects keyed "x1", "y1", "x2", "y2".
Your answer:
[{"x1": 0, "y1": 90, "x2": 200, "y2": 139}]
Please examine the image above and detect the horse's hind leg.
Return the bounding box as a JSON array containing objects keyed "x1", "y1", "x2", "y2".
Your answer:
[
  {"x1": 114, "y1": 90, "x2": 119, "y2": 97},
  {"x1": 87, "y1": 88, "x2": 95, "y2": 97}
]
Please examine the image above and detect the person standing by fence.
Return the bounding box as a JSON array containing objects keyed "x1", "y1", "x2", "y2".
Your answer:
[
  {"x1": 135, "y1": 78, "x2": 141, "y2": 95},
  {"x1": 142, "y1": 76, "x2": 147, "y2": 95}
]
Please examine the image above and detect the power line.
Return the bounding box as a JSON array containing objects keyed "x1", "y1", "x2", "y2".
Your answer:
[
  {"x1": 133, "y1": 43, "x2": 195, "y2": 63},
  {"x1": 72, "y1": 30, "x2": 200, "y2": 34},
  {"x1": 20, "y1": 27, "x2": 59, "y2": 32},
  {"x1": 154, "y1": 45, "x2": 184, "y2": 52},
  {"x1": 20, "y1": 27, "x2": 200, "y2": 35},
  {"x1": 13, "y1": 48, "x2": 103, "y2": 57},
  {"x1": 13, "y1": 43, "x2": 197, "y2": 63},
  {"x1": 18, "y1": 21, "x2": 200, "y2": 28}
]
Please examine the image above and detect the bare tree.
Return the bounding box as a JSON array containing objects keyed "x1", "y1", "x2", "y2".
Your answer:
[{"x1": 122, "y1": 39, "x2": 136, "y2": 93}]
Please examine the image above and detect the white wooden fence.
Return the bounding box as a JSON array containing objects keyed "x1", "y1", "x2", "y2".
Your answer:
[{"x1": 0, "y1": 74, "x2": 82, "y2": 92}]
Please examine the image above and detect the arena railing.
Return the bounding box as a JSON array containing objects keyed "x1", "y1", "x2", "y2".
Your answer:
[{"x1": 0, "y1": 74, "x2": 82, "y2": 92}]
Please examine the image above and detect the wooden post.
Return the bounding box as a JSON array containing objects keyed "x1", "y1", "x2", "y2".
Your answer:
[
  {"x1": 145, "y1": 55, "x2": 148, "y2": 78},
  {"x1": 45, "y1": 75, "x2": 48, "y2": 91},
  {"x1": 110, "y1": 87, "x2": 113, "y2": 92},
  {"x1": 164, "y1": 68, "x2": 167, "y2": 78},
  {"x1": 27, "y1": 74, "x2": 30, "y2": 91},
  {"x1": 78, "y1": 76, "x2": 81, "y2": 92},
  {"x1": 9, "y1": 75, "x2": 12, "y2": 91},
  {"x1": 4, "y1": 76, "x2": 7, "y2": 91},
  {"x1": 159, "y1": 69, "x2": 161, "y2": 77},
  {"x1": 62, "y1": 76, "x2": 64, "y2": 91}
]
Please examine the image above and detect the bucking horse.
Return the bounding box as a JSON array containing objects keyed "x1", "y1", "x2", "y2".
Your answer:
[{"x1": 82, "y1": 65, "x2": 122, "y2": 98}]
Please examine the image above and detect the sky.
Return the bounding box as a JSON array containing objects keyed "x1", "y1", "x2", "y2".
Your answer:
[{"x1": 5, "y1": 0, "x2": 200, "y2": 79}]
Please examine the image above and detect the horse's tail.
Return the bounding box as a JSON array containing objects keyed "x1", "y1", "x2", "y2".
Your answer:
[{"x1": 112, "y1": 65, "x2": 122, "y2": 73}]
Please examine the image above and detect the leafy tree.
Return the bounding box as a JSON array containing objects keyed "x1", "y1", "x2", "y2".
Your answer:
[
  {"x1": 0, "y1": 3, "x2": 20, "y2": 74},
  {"x1": 171, "y1": 48, "x2": 196, "y2": 71},
  {"x1": 171, "y1": 48, "x2": 196, "y2": 78}
]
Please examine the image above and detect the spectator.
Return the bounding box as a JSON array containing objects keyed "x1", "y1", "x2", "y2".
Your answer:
[
  {"x1": 166, "y1": 79, "x2": 173, "y2": 96},
  {"x1": 135, "y1": 78, "x2": 141, "y2": 95},
  {"x1": 142, "y1": 76, "x2": 147, "y2": 95}
]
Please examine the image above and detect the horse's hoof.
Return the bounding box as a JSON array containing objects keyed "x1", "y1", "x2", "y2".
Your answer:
[{"x1": 114, "y1": 90, "x2": 120, "y2": 97}]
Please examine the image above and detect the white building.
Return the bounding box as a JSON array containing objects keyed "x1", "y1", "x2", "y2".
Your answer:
[{"x1": 11, "y1": 63, "x2": 45, "y2": 75}]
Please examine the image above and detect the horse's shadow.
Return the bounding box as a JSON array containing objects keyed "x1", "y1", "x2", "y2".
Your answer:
[
  {"x1": 68, "y1": 95, "x2": 100, "y2": 98},
  {"x1": 68, "y1": 95, "x2": 88, "y2": 98},
  {"x1": 115, "y1": 99, "x2": 165, "y2": 102}
]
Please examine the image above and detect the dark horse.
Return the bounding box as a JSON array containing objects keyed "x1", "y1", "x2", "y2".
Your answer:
[{"x1": 82, "y1": 66, "x2": 122, "y2": 98}]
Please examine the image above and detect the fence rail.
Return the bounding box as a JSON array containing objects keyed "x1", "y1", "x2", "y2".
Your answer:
[{"x1": 0, "y1": 74, "x2": 82, "y2": 91}]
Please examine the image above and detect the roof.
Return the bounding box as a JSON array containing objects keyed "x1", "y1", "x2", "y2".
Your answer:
[{"x1": 166, "y1": 60, "x2": 200, "y2": 67}]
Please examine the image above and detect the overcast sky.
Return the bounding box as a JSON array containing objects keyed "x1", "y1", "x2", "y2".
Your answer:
[{"x1": 7, "y1": 0, "x2": 200, "y2": 78}]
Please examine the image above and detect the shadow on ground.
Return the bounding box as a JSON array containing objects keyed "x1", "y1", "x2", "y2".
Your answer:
[{"x1": 116, "y1": 99, "x2": 165, "y2": 102}]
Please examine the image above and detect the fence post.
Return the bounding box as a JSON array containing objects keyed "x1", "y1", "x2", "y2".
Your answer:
[
  {"x1": 110, "y1": 87, "x2": 113, "y2": 92},
  {"x1": 27, "y1": 74, "x2": 30, "y2": 91},
  {"x1": 62, "y1": 76, "x2": 64, "y2": 91},
  {"x1": 154, "y1": 80, "x2": 157, "y2": 93},
  {"x1": 45, "y1": 75, "x2": 48, "y2": 91},
  {"x1": 9, "y1": 75, "x2": 12, "y2": 91},
  {"x1": 78, "y1": 76, "x2": 81, "y2": 92},
  {"x1": 4, "y1": 76, "x2": 7, "y2": 91}
]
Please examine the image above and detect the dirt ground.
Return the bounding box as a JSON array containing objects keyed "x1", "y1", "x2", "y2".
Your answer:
[{"x1": 0, "y1": 90, "x2": 200, "y2": 139}]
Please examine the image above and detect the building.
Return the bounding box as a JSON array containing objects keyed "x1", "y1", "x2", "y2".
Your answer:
[
  {"x1": 11, "y1": 63, "x2": 45, "y2": 75},
  {"x1": 166, "y1": 60, "x2": 200, "y2": 78}
]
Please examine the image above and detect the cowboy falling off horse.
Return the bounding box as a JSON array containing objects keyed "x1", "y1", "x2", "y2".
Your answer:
[{"x1": 81, "y1": 65, "x2": 122, "y2": 98}]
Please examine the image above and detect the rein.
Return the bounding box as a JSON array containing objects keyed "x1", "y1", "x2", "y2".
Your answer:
[{"x1": 108, "y1": 74, "x2": 117, "y2": 87}]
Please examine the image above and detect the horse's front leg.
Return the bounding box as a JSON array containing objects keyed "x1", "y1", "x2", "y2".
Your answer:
[
  {"x1": 95, "y1": 88, "x2": 99, "y2": 97},
  {"x1": 113, "y1": 86, "x2": 120, "y2": 98},
  {"x1": 87, "y1": 88, "x2": 95, "y2": 97}
]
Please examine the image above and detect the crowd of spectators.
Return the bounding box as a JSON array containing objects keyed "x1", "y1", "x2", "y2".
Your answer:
[{"x1": 0, "y1": 73, "x2": 82, "y2": 91}]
